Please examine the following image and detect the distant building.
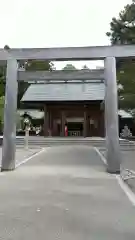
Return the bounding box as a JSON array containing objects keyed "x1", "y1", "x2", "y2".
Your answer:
[{"x1": 21, "y1": 79, "x2": 134, "y2": 137}]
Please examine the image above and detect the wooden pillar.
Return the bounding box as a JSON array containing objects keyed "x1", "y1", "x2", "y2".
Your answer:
[
  {"x1": 44, "y1": 105, "x2": 49, "y2": 136},
  {"x1": 89, "y1": 118, "x2": 92, "y2": 137},
  {"x1": 100, "y1": 102, "x2": 105, "y2": 137},
  {"x1": 49, "y1": 110, "x2": 52, "y2": 136},
  {"x1": 61, "y1": 111, "x2": 66, "y2": 136},
  {"x1": 52, "y1": 119, "x2": 57, "y2": 136},
  {"x1": 99, "y1": 111, "x2": 105, "y2": 137},
  {"x1": 50, "y1": 112, "x2": 55, "y2": 136},
  {"x1": 83, "y1": 106, "x2": 87, "y2": 137},
  {"x1": 87, "y1": 114, "x2": 90, "y2": 137}
]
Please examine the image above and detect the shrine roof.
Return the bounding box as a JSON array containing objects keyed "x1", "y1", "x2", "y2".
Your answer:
[{"x1": 21, "y1": 80, "x2": 105, "y2": 102}]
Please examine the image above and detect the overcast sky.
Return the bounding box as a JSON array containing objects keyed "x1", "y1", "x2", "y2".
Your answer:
[{"x1": 0, "y1": 0, "x2": 132, "y2": 69}]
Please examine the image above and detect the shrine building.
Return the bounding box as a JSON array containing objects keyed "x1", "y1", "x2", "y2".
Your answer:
[
  {"x1": 21, "y1": 79, "x2": 133, "y2": 137},
  {"x1": 21, "y1": 78, "x2": 105, "y2": 137}
]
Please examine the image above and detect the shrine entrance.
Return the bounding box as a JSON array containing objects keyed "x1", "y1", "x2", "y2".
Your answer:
[
  {"x1": 2, "y1": 44, "x2": 133, "y2": 173},
  {"x1": 67, "y1": 122, "x2": 83, "y2": 137}
]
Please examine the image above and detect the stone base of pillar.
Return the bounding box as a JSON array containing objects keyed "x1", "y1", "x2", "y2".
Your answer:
[{"x1": 107, "y1": 169, "x2": 120, "y2": 174}]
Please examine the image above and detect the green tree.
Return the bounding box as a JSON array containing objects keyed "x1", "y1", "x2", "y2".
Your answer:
[
  {"x1": 24, "y1": 60, "x2": 55, "y2": 71},
  {"x1": 62, "y1": 64, "x2": 76, "y2": 70},
  {"x1": 106, "y1": 0, "x2": 135, "y2": 110},
  {"x1": 106, "y1": 0, "x2": 135, "y2": 44},
  {"x1": 0, "y1": 66, "x2": 6, "y2": 97},
  {"x1": 0, "y1": 96, "x2": 22, "y2": 131},
  {"x1": 0, "y1": 96, "x2": 5, "y2": 128},
  {"x1": 81, "y1": 65, "x2": 89, "y2": 70},
  {"x1": 0, "y1": 45, "x2": 9, "y2": 125},
  {"x1": 0, "y1": 45, "x2": 55, "y2": 115},
  {"x1": 0, "y1": 44, "x2": 9, "y2": 98}
]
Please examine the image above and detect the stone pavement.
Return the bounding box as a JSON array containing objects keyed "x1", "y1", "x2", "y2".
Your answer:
[
  {"x1": 120, "y1": 151, "x2": 135, "y2": 193},
  {"x1": 99, "y1": 149, "x2": 135, "y2": 193},
  {"x1": 0, "y1": 146, "x2": 135, "y2": 239},
  {"x1": 121, "y1": 151, "x2": 135, "y2": 172},
  {"x1": 0, "y1": 147, "x2": 43, "y2": 167}
]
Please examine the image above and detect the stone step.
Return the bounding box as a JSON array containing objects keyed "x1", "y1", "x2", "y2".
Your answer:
[
  {"x1": 13, "y1": 137, "x2": 135, "y2": 151},
  {"x1": 1, "y1": 136, "x2": 135, "y2": 150},
  {"x1": 15, "y1": 138, "x2": 134, "y2": 143}
]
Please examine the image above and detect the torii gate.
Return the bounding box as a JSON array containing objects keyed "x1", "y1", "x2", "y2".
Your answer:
[{"x1": 1, "y1": 45, "x2": 135, "y2": 173}]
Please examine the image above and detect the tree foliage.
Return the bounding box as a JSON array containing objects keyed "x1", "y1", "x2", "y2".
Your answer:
[
  {"x1": 81, "y1": 65, "x2": 89, "y2": 70},
  {"x1": 62, "y1": 64, "x2": 77, "y2": 70},
  {"x1": 106, "y1": 0, "x2": 135, "y2": 44},
  {"x1": 24, "y1": 60, "x2": 55, "y2": 71},
  {"x1": 117, "y1": 60, "x2": 135, "y2": 110},
  {"x1": 0, "y1": 45, "x2": 54, "y2": 126},
  {"x1": 0, "y1": 66, "x2": 6, "y2": 98},
  {"x1": 107, "y1": 0, "x2": 135, "y2": 110},
  {"x1": 0, "y1": 95, "x2": 22, "y2": 130},
  {"x1": 0, "y1": 96, "x2": 5, "y2": 128}
]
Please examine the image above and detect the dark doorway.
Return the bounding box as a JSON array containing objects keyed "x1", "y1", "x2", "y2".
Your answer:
[{"x1": 67, "y1": 122, "x2": 83, "y2": 136}]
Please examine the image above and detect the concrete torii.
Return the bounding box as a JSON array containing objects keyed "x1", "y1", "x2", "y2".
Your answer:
[{"x1": 1, "y1": 44, "x2": 134, "y2": 173}]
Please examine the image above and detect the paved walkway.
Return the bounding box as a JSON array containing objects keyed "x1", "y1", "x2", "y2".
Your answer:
[
  {"x1": 0, "y1": 147, "x2": 43, "y2": 167},
  {"x1": 99, "y1": 149, "x2": 135, "y2": 193},
  {"x1": 0, "y1": 146, "x2": 135, "y2": 239}
]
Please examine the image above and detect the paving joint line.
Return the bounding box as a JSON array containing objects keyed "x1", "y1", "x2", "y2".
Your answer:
[
  {"x1": 94, "y1": 147, "x2": 135, "y2": 206},
  {"x1": 15, "y1": 147, "x2": 47, "y2": 168}
]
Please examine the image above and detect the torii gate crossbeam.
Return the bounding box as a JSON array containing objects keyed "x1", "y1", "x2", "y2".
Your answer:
[
  {"x1": 0, "y1": 44, "x2": 135, "y2": 61},
  {"x1": 18, "y1": 69, "x2": 104, "y2": 81},
  {"x1": 0, "y1": 44, "x2": 130, "y2": 173}
]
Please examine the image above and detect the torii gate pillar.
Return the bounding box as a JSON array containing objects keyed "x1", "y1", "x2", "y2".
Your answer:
[
  {"x1": 1, "y1": 58, "x2": 18, "y2": 171},
  {"x1": 0, "y1": 50, "x2": 121, "y2": 174},
  {"x1": 104, "y1": 57, "x2": 121, "y2": 173}
]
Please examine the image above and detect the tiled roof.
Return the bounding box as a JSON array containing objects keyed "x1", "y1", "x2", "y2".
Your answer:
[{"x1": 21, "y1": 81, "x2": 105, "y2": 102}]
